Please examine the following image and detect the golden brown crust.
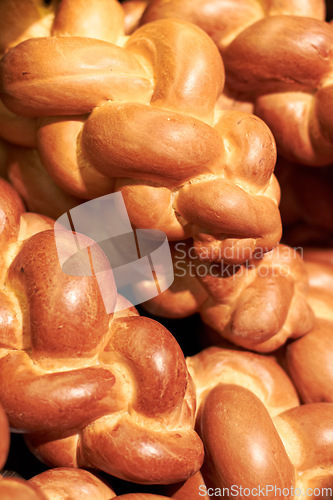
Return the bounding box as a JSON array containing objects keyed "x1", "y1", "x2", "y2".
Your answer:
[
  {"x1": 223, "y1": 16, "x2": 333, "y2": 165},
  {"x1": 201, "y1": 385, "x2": 296, "y2": 497},
  {"x1": 199, "y1": 385, "x2": 333, "y2": 497},
  {"x1": 187, "y1": 346, "x2": 299, "y2": 418},
  {"x1": 274, "y1": 403, "x2": 333, "y2": 472}
]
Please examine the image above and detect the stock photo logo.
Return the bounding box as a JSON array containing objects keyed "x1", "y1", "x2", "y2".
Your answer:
[{"x1": 54, "y1": 192, "x2": 174, "y2": 313}]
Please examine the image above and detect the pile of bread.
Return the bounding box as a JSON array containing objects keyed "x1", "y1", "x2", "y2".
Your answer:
[{"x1": 0, "y1": 0, "x2": 332, "y2": 498}]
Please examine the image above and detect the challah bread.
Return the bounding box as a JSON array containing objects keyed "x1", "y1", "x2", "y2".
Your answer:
[
  {"x1": 201, "y1": 384, "x2": 333, "y2": 499},
  {"x1": 0, "y1": 3, "x2": 282, "y2": 264},
  {"x1": 144, "y1": 243, "x2": 314, "y2": 352},
  {"x1": 0, "y1": 180, "x2": 203, "y2": 484},
  {"x1": 138, "y1": 0, "x2": 333, "y2": 165},
  {"x1": 0, "y1": 468, "x2": 116, "y2": 499},
  {"x1": 285, "y1": 258, "x2": 333, "y2": 403}
]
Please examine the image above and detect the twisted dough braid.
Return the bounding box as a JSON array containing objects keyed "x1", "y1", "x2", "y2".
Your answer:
[
  {"x1": 201, "y1": 385, "x2": 333, "y2": 499},
  {"x1": 138, "y1": 0, "x2": 333, "y2": 165},
  {"x1": 143, "y1": 243, "x2": 315, "y2": 352},
  {"x1": 0, "y1": 179, "x2": 203, "y2": 484},
  {"x1": 0, "y1": 0, "x2": 282, "y2": 264}
]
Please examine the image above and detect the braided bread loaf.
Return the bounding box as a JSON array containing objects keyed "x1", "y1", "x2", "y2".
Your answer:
[
  {"x1": 138, "y1": 0, "x2": 333, "y2": 165},
  {"x1": 285, "y1": 256, "x2": 333, "y2": 403},
  {"x1": 144, "y1": 243, "x2": 315, "y2": 351},
  {"x1": 0, "y1": 178, "x2": 203, "y2": 484},
  {"x1": 201, "y1": 384, "x2": 333, "y2": 498},
  {"x1": 0, "y1": 0, "x2": 282, "y2": 264}
]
